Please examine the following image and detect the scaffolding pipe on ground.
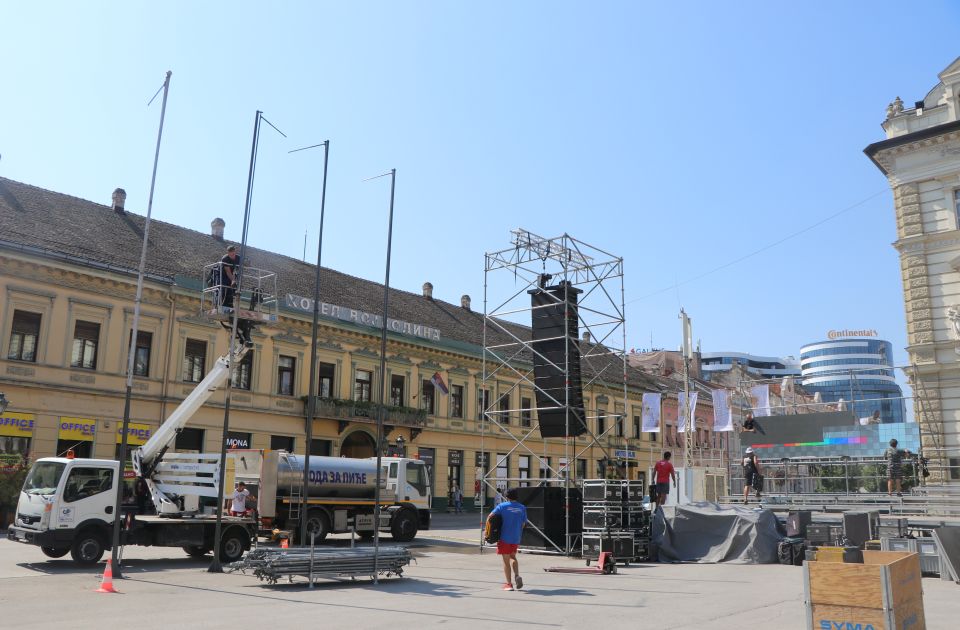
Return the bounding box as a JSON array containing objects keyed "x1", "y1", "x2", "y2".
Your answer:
[{"x1": 227, "y1": 546, "x2": 412, "y2": 585}]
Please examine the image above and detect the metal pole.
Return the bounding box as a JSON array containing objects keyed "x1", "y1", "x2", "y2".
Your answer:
[
  {"x1": 210, "y1": 110, "x2": 262, "y2": 573},
  {"x1": 300, "y1": 140, "x2": 330, "y2": 545},
  {"x1": 111, "y1": 70, "x2": 172, "y2": 578},
  {"x1": 373, "y1": 169, "x2": 397, "y2": 584}
]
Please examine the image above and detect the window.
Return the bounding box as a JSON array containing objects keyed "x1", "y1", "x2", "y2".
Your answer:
[
  {"x1": 8, "y1": 310, "x2": 41, "y2": 362},
  {"x1": 0, "y1": 436, "x2": 31, "y2": 459},
  {"x1": 521, "y1": 397, "x2": 532, "y2": 427},
  {"x1": 497, "y1": 393, "x2": 511, "y2": 424},
  {"x1": 576, "y1": 459, "x2": 587, "y2": 480},
  {"x1": 63, "y1": 467, "x2": 114, "y2": 503},
  {"x1": 615, "y1": 413, "x2": 624, "y2": 437},
  {"x1": 71, "y1": 320, "x2": 100, "y2": 369},
  {"x1": 271, "y1": 435, "x2": 295, "y2": 452},
  {"x1": 956, "y1": 190, "x2": 960, "y2": 229},
  {"x1": 407, "y1": 462, "x2": 428, "y2": 495},
  {"x1": 131, "y1": 330, "x2": 153, "y2": 377},
  {"x1": 539, "y1": 457, "x2": 552, "y2": 480},
  {"x1": 354, "y1": 369, "x2": 372, "y2": 402},
  {"x1": 421, "y1": 379, "x2": 436, "y2": 415},
  {"x1": 665, "y1": 424, "x2": 674, "y2": 447},
  {"x1": 597, "y1": 410, "x2": 606, "y2": 436},
  {"x1": 390, "y1": 374, "x2": 405, "y2": 407},
  {"x1": 310, "y1": 439, "x2": 332, "y2": 456},
  {"x1": 450, "y1": 384, "x2": 464, "y2": 418},
  {"x1": 518, "y1": 455, "x2": 531, "y2": 487},
  {"x1": 277, "y1": 355, "x2": 295, "y2": 396},
  {"x1": 496, "y1": 453, "x2": 509, "y2": 491},
  {"x1": 633, "y1": 414, "x2": 641, "y2": 439},
  {"x1": 317, "y1": 362, "x2": 335, "y2": 398},
  {"x1": 175, "y1": 428, "x2": 205, "y2": 453},
  {"x1": 232, "y1": 350, "x2": 253, "y2": 390},
  {"x1": 183, "y1": 339, "x2": 207, "y2": 383},
  {"x1": 477, "y1": 388, "x2": 490, "y2": 419},
  {"x1": 57, "y1": 440, "x2": 92, "y2": 458}
]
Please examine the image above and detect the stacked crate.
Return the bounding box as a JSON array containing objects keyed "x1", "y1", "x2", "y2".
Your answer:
[{"x1": 581, "y1": 476, "x2": 650, "y2": 565}]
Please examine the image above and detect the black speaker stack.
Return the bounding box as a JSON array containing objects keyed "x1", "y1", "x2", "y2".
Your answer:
[
  {"x1": 528, "y1": 280, "x2": 587, "y2": 439},
  {"x1": 515, "y1": 486, "x2": 583, "y2": 550},
  {"x1": 581, "y1": 476, "x2": 650, "y2": 565}
]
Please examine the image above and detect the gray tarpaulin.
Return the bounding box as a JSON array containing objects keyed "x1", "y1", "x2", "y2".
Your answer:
[{"x1": 651, "y1": 502, "x2": 784, "y2": 564}]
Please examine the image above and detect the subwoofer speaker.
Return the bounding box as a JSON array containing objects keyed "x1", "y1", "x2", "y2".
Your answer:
[
  {"x1": 529, "y1": 281, "x2": 587, "y2": 438},
  {"x1": 516, "y1": 486, "x2": 582, "y2": 548}
]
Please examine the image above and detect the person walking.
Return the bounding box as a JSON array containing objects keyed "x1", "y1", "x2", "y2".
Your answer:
[
  {"x1": 885, "y1": 438, "x2": 911, "y2": 497},
  {"x1": 653, "y1": 451, "x2": 677, "y2": 508},
  {"x1": 742, "y1": 448, "x2": 762, "y2": 504},
  {"x1": 451, "y1": 482, "x2": 463, "y2": 514},
  {"x1": 487, "y1": 488, "x2": 527, "y2": 591}
]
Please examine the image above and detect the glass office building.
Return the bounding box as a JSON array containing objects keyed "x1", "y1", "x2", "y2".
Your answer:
[
  {"x1": 800, "y1": 338, "x2": 906, "y2": 423},
  {"x1": 701, "y1": 351, "x2": 801, "y2": 381}
]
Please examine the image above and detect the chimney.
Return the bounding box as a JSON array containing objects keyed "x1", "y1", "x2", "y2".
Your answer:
[
  {"x1": 582, "y1": 331, "x2": 591, "y2": 343},
  {"x1": 211, "y1": 218, "x2": 225, "y2": 240},
  {"x1": 112, "y1": 188, "x2": 126, "y2": 214},
  {"x1": 422, "y1": 282, "x2": 433, "y2": 299},
  {"x1": 460, "y1": 294, "x2": 471, "y2": 310}
]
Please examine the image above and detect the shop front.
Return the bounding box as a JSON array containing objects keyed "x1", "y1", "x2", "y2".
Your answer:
[
  {"x1": 0, "y1": 411, "x2": 34, "y2": 463},
  {"x1": 57, "y1": 416, "x2": 96, "y2": 458}
]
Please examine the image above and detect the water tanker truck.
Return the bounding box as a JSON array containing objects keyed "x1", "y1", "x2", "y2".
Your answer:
[{"x1": 231, "y1": 449, "x2": 431, "y2": 542}]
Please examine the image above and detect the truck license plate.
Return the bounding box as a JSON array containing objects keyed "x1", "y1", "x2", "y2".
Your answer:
[{"x1": 355, "y1": 515, "x2": 374, "y2": 530}]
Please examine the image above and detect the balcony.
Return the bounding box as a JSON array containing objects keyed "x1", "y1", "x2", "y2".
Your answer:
[{"x1": 305, "y1": 396, "x2": 427, "y2": 430}]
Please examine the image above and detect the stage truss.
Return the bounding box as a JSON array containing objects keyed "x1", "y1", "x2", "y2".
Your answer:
[{"x1": 479, "y1": 229, "x2": 628, "y2": 555}]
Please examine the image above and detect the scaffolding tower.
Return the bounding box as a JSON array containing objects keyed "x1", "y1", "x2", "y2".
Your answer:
[{"x1": 479, "y1": 229, "x2": 628, "y2": 555}]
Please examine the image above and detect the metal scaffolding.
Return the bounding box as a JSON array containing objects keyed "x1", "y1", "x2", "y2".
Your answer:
[{"x1": 479, "y1": 229, "x2": 628, "y2": 555}]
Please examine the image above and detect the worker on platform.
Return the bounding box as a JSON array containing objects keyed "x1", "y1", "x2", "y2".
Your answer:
[
  {"x1": 653, "y1": 451, "x2": 677, "y2": 508},
  {"x1": 219, "y1": 245, "x2": 241, "y2": 309},
  {"x1": 885, "y1": 438, "x2": 911, "y2": 497},
  {"x1": 742, "y1": 448, "x2": 762, "y2": 504}
]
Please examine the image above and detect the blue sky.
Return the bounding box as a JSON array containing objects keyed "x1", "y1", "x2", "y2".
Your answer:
[{"x1": 2, "y1": 1, "x2": 959, "y2": 399}]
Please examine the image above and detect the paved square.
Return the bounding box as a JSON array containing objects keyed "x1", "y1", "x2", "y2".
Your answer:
[{"x1": 2, "y1": 515, "x2": 958, "y2": 629}]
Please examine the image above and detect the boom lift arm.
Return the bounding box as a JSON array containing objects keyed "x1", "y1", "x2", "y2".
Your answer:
[{"x1": 132, "y1": 344, "x2": 250, "y2": 515}]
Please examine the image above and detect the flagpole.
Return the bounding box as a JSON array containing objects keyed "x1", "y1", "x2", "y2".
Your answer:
[
  {"x1": 111, "y1": 70, "x2": 172, "y2": 579},
  {"x1": 370, "y1": 168, "x2": 397, "y2": 585}
]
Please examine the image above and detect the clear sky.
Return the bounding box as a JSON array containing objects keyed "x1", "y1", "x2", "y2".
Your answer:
[{"x1": 2, "y1": 1, "x2": 959, "y2": 402}]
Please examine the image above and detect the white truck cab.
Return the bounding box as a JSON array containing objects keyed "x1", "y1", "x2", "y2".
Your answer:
[{"x1": 11, "y1": 456, "x2": 119, "y2": 563}]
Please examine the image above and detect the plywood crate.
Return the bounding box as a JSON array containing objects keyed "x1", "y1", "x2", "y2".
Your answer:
[{"x1": 804, "y1": 550, "x2": 925, "y2": 630}]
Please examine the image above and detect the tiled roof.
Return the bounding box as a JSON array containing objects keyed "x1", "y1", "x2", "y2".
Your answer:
[{"x1": 0, "y1": 176, "x2": 671, "y2": 394}]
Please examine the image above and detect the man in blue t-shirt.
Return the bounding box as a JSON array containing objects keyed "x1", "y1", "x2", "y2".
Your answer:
[{"x1": 488, "y1": 487, "x2": 527, "y2": 591}]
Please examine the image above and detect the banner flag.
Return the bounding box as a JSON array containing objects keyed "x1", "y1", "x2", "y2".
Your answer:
[
  {"x1": 641, "y1": 393, "x2": 661, "y2": 432},
  {"x1": 677, "y1": 391, "x2": 697, "y2": 433},
  {"x1": 712, "y1": 389, "x2": 733, "y2": 432},
  {"x1": 430, "y1": 372, "x2": 449, "y2": 395},
  {"x1": 749, "y1": 384, "x2": 770, "y2": 417}
]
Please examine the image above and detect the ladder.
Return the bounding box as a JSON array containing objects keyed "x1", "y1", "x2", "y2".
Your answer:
[
  {"x1": 287, "y1": 460, "x2": 304, "y2": 528},
  {"x1": 910, "y1": 365, "x2": 946, "y2": 484}
]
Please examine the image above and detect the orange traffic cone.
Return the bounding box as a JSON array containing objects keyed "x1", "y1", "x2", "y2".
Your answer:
[
  {"x1": 95, "y1": 560, "x2": 119, "y2": 593},
  {"x1": 280, "y1": 538, "x2": 289, "y2": 549}
]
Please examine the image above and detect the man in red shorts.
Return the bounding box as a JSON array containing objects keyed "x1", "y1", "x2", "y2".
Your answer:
[
  {"x1": 488, "y1": 487, "x2": 527, "y2": 591},
  {"x1": 653, "y1": 451, "x2": 677, "y2": 508}
]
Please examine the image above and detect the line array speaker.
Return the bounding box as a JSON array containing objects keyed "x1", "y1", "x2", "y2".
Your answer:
[
  {"x1": 516, "y1": 486, "x2": 582, "y2": 549},
  {"x1": 529, "y1": 280, "x2": 587, "y2": 438}
]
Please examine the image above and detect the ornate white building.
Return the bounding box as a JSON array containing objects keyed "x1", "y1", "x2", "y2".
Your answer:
[{"x1": 865, "y1": 57, "x2": 960, "y2": 481}]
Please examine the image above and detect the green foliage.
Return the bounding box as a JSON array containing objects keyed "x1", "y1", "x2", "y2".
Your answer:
[{"x1": 0, "y1": 459, "x2": 29, "y2": 513}]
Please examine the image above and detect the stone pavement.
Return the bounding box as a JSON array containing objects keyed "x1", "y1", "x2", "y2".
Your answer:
[{"x1": 1, "y1": 513, "x2": 958, "y2": 629}]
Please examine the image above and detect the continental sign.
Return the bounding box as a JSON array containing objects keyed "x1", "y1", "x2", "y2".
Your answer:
[{"x1": 827, "y1": 329, "x2": 878, "y2": 340}]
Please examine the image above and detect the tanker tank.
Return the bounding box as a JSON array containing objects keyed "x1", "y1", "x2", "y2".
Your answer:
[{"x1": 275, "y1": 453, "x2": 381, "y2": 498}]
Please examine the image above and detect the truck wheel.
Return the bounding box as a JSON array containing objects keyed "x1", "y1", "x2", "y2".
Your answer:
[
  {"x1": 304, "y1": 510, "x2": 330, "y2": 543},
  {"x1": 219, "y1": 531, "x2": 246, "y2": 563},
  {"x1": 41, "y1": 547, "x2": 70, "y2": 559},
  {"x1": 358, "y1": 531, "x2": 375, "y2": 541},
  {"x1": 70, "y1": 532, "x2": 106, "y2": 565},
  {"x1": 390, "y1": 509, "x2": 418, "y2": 542},
  {"x1": 183, "y1": 545, "x2": 211, "y2": 558}
]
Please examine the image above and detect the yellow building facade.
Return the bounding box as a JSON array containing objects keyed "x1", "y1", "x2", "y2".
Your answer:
[{"x1": 0, "y1": 177, "x2": 672, "y2": 510}]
